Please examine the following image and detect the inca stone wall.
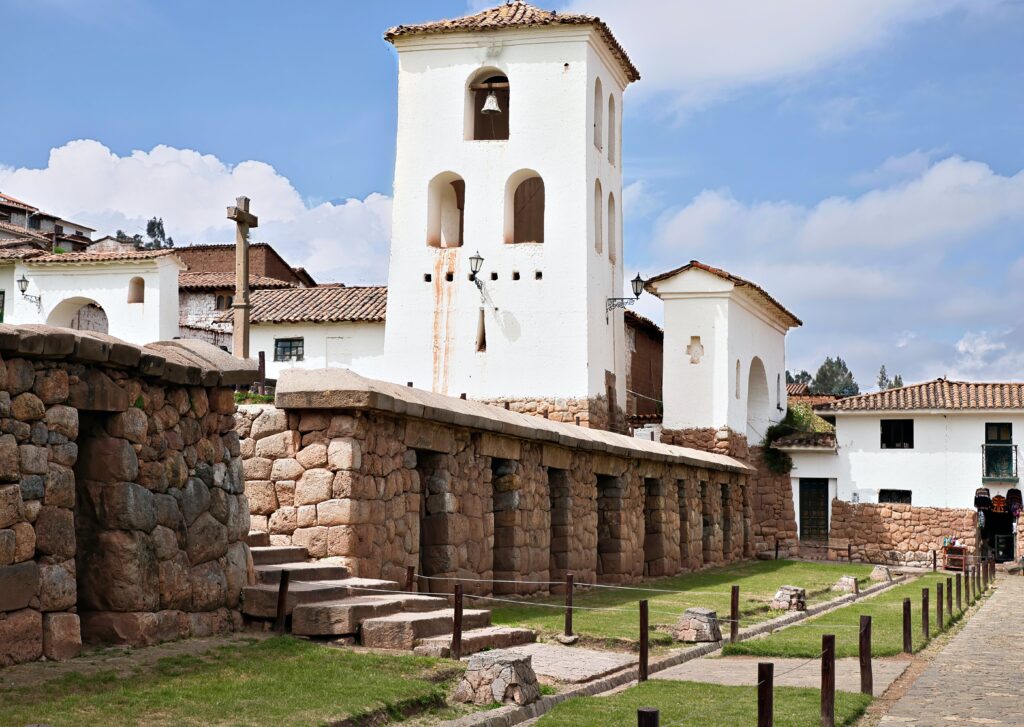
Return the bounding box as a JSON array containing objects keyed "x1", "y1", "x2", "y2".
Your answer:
[
  {"x1": 241, "y1": 368, "x2": 754, "y2": 597},
  {"x1": 0, "y1": 325, "x2": 256, "y2": 667},
  {"x1": 829, "y1": 500, "x2": 977, "y2": 564},
  {"x1": 478, "y1": 394, "x2": 622, "y2": 433},
  {"x1": 661, "y1": 427, "x2": 798, "y2": 558}
]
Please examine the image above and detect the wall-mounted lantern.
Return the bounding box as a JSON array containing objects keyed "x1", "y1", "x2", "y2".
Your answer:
[
  {"x1": 606, "y1": 273, "x2": 645, "y2": 316},
  {"x1": 17, "y1": 274, "x2": 41, "y2": 309}
]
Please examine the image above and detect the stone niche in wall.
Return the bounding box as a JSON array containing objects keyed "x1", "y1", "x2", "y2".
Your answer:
[{"x1": 0, "y1": 324, "x2": 257, "y2": 667}]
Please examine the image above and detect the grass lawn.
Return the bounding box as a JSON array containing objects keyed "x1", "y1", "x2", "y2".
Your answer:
[
  {"x1": 724, "y1": 573, "x2": 979, "y2": 659},
  {"x1": 490, "y1": 560, "x2": 874, "y2": 647},
  {"x1": 536, "y1": 680, "x2": 872, "y2": 726},
  {"x1": 0, "y1": 636, "x2": 462, "y2": 727}
]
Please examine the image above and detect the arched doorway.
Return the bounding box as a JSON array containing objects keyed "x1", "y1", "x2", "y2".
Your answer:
[
  {"x1": 746, "y1": 357, "x2": 770, "y2": 444},
  {"x1": 47, "y1": 297, "x2": 109, "y2": 334}
]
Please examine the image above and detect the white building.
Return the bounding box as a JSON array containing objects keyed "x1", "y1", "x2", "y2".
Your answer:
[
  {"x1": 244, "y1": 286, "x2": 387, "y2": 381},
  {"x1": 780, "y1": 379, "x2": 1024, "y2": 558},
  {"x1": 645, "y1": 261, "x2": 802, "y2": 445},
  {"x1": 381, "y1": 2, "x2": 640, "y2": 429},
  {"x1": 0, "y1": 248, "x2": 182, "y2": 345}
]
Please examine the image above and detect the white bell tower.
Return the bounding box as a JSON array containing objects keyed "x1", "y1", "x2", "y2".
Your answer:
[{"x1": 382, "y1": 2, "x2": 639, "y2": 429}]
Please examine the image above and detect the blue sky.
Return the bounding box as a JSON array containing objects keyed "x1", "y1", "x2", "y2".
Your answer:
[{"x1": 3, "y1": 0, "x2": 1024, "y2": 387}]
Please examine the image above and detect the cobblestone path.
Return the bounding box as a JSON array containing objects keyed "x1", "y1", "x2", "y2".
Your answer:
[{"x1": 880, "y1": 575, "x2": 1024, "y2": 725}]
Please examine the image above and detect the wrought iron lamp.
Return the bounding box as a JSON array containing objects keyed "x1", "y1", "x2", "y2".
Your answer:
[
  {"x1": 606, "y1": 273, "x2": 645, "y2": 314},
  {"x1": 469, "y1": 251, "x2": 486, "y2": 293},
  {"x1": 17, "y1": 275, "x2": 41, "y2": 308}
]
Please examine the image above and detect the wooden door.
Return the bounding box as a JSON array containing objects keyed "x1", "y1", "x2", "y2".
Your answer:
[{"x1": 799, "y1": 479, "x2": 829, "y2": 542}]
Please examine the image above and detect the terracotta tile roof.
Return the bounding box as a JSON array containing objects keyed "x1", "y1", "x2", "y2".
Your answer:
[
  {"x1": 178, "y1": 272, "x2": 295, "y2": 291},
  {"x1": 0, "y1": 193, "x2": 39, "y2": 212},
  {"x1": 0, "y1": 220, "x2": 51, "y2": 243},
  {"x1": 238, "y1": 286, "x2": 388, "y2": 324},
  {"x1": 771, "y1": 431, "x2": 837, "y2": 450},
  {"x1": 384, "y1": 1, "x2": 639, "y2": 83},
  {"x1": 645, "y1": 260, "x2": 803, "y2": 328},
  {"x1": 624, "y1": 309, "x2": 663, "y2": 339},
  {"x1": 26, "y1": 249, "x2": 182, "y2": 265},
  {"x1": 820, "y1": 378, "x2": 1024, "y2": 412},
  {"x1": 0, "y1": 248, "x2": 43, "y2": 261},
  {"x1": 787, "y1": 382, "x2": 809, "y2": 396}
]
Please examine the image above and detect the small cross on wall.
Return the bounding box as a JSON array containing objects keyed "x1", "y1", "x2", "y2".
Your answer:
[{"x1": 686, "y1": 336, "x2": 705, "y2": 364}]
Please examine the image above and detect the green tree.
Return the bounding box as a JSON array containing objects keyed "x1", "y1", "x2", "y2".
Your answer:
[
  {"x1": 786, "y1": 370, "x2": 812, "y2": 386},
  {"x1": 877, "y1": 365, "x2": 905, "y2": 390},
  {"x1": 891, "y1": 374, "x2": 904, "y2": 388},
  {"x1": 116, "y1": 217, "x2": 175, "y2": 250},
  {"x1": 812, "y1": 357, "x2": 859, "y2": 396}
]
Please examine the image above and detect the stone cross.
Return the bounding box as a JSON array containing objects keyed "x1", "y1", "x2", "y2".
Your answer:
[
  {"x1": 686, "y1": 336, "x2": 705, "y2": 364},
  {"x1": 227, "y1": 196, "x2": 258, "y2": 359}
]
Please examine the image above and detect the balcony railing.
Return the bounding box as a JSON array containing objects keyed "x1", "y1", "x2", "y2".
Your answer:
[{"x1": 982, "y1": 443, "x2": 1018, "y2": 480}]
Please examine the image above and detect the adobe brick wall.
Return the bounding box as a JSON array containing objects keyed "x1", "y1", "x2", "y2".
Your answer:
[
  {"x1": 625, "y1": 318, "x2": 663, "y2": 418},
  {"x1": 829, "y1": 500, "x2": 977, "y2": 565},
  {"x1": 175, "y1": 244, "x2": 299, "y2": 285},
  {"x1": 237, "y1": 377, "x2": 752, "y2": 596},
  {"x1": 0, "y1": 325, "x2": 257, "y2": 667}
]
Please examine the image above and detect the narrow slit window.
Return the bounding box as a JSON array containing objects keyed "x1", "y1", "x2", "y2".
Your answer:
[{"x1": 476, "y1": 308, "x2": 487, "y2": 352}]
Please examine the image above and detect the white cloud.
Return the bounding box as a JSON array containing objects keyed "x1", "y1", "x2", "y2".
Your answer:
[
  {"x1": 850, "y1": 149, "x2": 939, "y2": 187},
  {"x1": 563, "y1": 0, "x2": 995, "y2": 112},
  {"x1": 0, "y1": 140, "x2": 392, "y2": 284},
  {"x1": 645, "y1": 155, "x2": 1024, "y2": 383}
]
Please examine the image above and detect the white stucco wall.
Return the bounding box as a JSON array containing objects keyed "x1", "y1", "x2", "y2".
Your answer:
[
  {"x1": 789, "y1": 411, "x2": 1024, "y2": 510},
  {"x1": 382, "y1": 26, "x2": 628, "y2": 405},
  {"x1": 652, "y1": 267, "x2": 790, "y2": 439},
  {"x1": 3, "y1": 258, "x2": 181, "y2": 344},
  {"x1": 252, "y1": 321, "x2": 386, "y2": 381}
]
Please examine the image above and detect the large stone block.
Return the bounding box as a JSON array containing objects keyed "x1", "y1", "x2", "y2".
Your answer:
[
  {"x1": 91, "y1": 481, "x2": 157, "y2": 532},
  {"x1": 0, "y1": 561, "x2": 39, "y2": 611},
  {"x1": 78, "y1": 436, "x2": 139, "y2": 482},
  {"x1": 158, "y1": 552, "x2": 192, "y2": 610},
  {"x1": 79, "y1": 610, "x2": 188, "y2": 647},
  {"x1": 268, "y1": 507, "x2": 297, "y2": 534},
  {"x1": 0, "y1": 434, "x2": 18, "y2": 484},
  {"x1": 44, "y1": 404, "x2": 79, "y2": 440},
  {"x1": 0, "y1": 528, "x2": 13, "y2": 565},
  {"x1": 78, "y1": 529, "x2": 159, "y2": 612},
  {"x1": 271, "y1": 457, "x2": 305, "y2": 482},
  {"x1": 0, "y1": 483, "x2": 21, "y2": 527},
  {"x1": 19, "y1": 444, "x2": 48, "y2": 475},
  {"x1": 243, "y1": 457, "x2": 272, "y2": 481},
  {"x1": 189, "y1": 560, "x2": 227, "y2": 611},
  {"x1": 12, "y1": 392, "x2": 45, "y2": 422},
  {"x1": 403, "y1": 420, "x2": 454, "y2": 453},
  {"x1": 0, "y1": 608, "x2": 42, "y2": 666},
  {"x1": 33, "y1": 369, "x2": 69, "y2": 405},
  {"x1": 296, "y1": 469, "x2": 334, "y2": 506},
  {"x1": 43, "y1": 612, "x2": 81, "y2": 661},
  {"x1": 453, "y1": 650, "x2": 540, "y2": 706},
  {"x1": 327, "y1": 438, "x2": 362, "y2": 471},
  {"x1": 251, "y1": 408, "x2": 287, "y2": 440},
  {"x1": 12, "y1": 521, "x2": 34, "y2": 562},
  {"x1": 105, "y1": 407, "x2": 149, "y2": 444},
  {"x1": 291, "y1": 526, "x2": 328, "y2": 558},
  {"x1": 177, "y1": 477, "x2": 211, "y2": 525},
  {"x1": 186, "y1": 512, "x2": 228, "y2": 565},
  {"x1": 255, "y1": 430, "x2": 300, "y2": 459},
  {"x1": 223, "y1": 541, "x2": 249, "y2": 608},
  {"x1": 44, "y1": 464, "x2": 75, "y2": 508},
  {"x1": 296, "y1": 443, "x2": 328, "y2": 470},
  {"x1": 5, "y1": 358, "x2": 34, "y2": 395},
  {"x1": 39, "y1": 559, "x2": 76, "y2": 611},
  {"x1": 34, "y1": 506, "x2": 75, "y2": 558},
  {"x1": 68, "y1": 370, "x2": 129, "y2": 412},
  {"x1": 673, "y1": 607, "x2": 722, "y2": 643}
]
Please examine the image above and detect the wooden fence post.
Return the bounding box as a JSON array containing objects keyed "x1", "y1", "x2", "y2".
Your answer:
[
  {"x1": 945, "y1": 577, "x2": 952, "y2": 618},
  {"x1": 922, "y1": 588, "x2": 930, "y2": 640},
  {"x1": 859, "y1": 615, "x2": 873, "y2": 696},
  {"x1": 982, "y1": 560, "x2": 988, "y2": 591},
  {"x1": 565, "y1": 574, "x2": 574, "y2": 638},
  {"x1": 730, "y1": 585, "x2": 740, "y2": 644},
  {"x1": 847, "y1": 543, "x2": 853, "y2": 563},
  {"x1": 637, "y1": 708, "x2": 659, "y2": 727},
  {"x1": 936, "y1": 583, "x2": 944, "y2": 631},
  {"x1": 405, "y1": 565, "x2": 415, "y2": 593},
  {"x1": 932, "y1": 550, "x2": 937, "y2": 572},
  {"x1": 639, "y1": 600, "x2": 649, "y2": 682},
  {"x1": 775, "y1": 539, "x2": 780, "y2": 561},
  {"x1": 451, "y1": 584, "x2": 463, "y2": 661},
  {"x1": 955, "y1": 573, "x2": 962, "y2": 612},
  {"x1": 758, "y1": 662, "x2": 774, "y2": 727},
  {"x1": 902, "y1": 597, "x2": 912, "y2": 653},
  {"x1": 274, "y1": 569, "x2": 290, "y2": 633},
  {"x1": 821, "y1": 634, "x2": 836, "y2": 727}
]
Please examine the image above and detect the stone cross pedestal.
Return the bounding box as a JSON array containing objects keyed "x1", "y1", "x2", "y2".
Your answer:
[
  {"x1": 769, "y1": 585, "x2": 806, "y2": 611},
  {"x1": 227, "y1": 196, "x2": 258, "y2": 360},
  {"x1": 453, "y1": 650, "x2": 541, "y2": 706},
  {"x1": 673, "y1": 607, "x2": 722, "y2": 642}
]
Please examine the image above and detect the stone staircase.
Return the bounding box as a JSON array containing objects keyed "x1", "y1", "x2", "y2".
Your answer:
[{"x1": 242, "y1": 539, "x2": 535, "y2": 656}]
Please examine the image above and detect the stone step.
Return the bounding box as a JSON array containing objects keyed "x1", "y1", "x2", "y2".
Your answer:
[
  {"x1": 413, "y1": 626, "x2": 537, "y2": 658},
  {"x1": 250, "y1": 546, "x2": 308, "y2": 566},
  {"x1": 292, "y1": 593, "x2": 448, "y2": 636},
  {"x1": 242, "y1": 578, "x2": 399, "y2": 618},
  {"x1": 245, "y1": 531, "x2": 271, "y2": 548},
  {"x1": 360, "y1": 608, "x2": 491, "y2": 650},
  {"x1": 255, "y1": 561, "x2": 349, "y2": 585}
]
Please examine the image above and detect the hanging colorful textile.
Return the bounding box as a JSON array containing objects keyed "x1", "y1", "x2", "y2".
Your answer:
[
  {"x1": 975, "y1": 487, "x2": 992, "y2": 510},
  {"x1": 992, "y1": 495, "x2": 1008, "y2": 513}
]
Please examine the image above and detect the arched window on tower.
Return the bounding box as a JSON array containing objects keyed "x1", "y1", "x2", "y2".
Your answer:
[
  {"x1": 593, "y1": 77, "x2": 604, "y2": 150},
  {"x1": 468, "y1": 71, "x2": 509, "y2": 141},
  {"x1": 594, "y1": 179, "x2": 603, "y2": 254},
  {"x1": 127, "y1": 276, "x2": 144, "y2": 304},
  {"x1": 504, "y1": 170, "x2": 544, "y2": 244},
  {"x1": 607, "y1": 95, "x2": 617, "y2": 164},
  {"x1": 427, "y1": 172, "x2": 466, "y2": 248},
  {"x1": 607, "y1": 191, "x2": 617, "y2": 262}
]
